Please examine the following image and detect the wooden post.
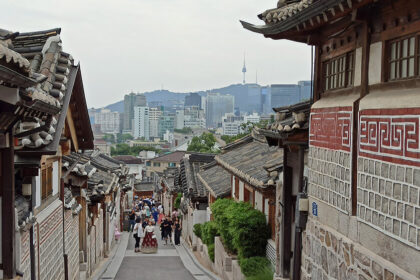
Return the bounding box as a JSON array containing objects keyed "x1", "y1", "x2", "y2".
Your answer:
[{"x1": 1, "y1": 133, "x2": 15, "y2": 279}]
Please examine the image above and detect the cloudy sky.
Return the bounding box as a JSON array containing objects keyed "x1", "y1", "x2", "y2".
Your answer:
[{"x1": 4, "y1": 0, "x2": 311, "y2": 108}]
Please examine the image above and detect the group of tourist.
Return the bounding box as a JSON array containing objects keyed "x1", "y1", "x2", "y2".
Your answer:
[{"x1": 128, "y1": 196, "x2": 182, "y2": 253}]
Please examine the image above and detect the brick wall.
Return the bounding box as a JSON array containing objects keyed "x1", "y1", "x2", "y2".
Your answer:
[
  {"x1": 301, "y1": 218, "x2": 416, "y2": 280},
  {"x1": 64, "y1": 210, "x2": 79, "y2": 280},
  {"x1": 36, "y1": 201, "x2": 64, "y2": 280},
  {"x1": 19, "y1": 231, "x2": 31, "y2": 280}
]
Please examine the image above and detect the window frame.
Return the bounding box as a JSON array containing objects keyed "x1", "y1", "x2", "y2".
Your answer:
[
  {"x1": 322, "y1": 51, "x2": 355, "y2": 92},
  {"x1": 41, "y1": 162, "x2": 53, "y2": 201},
  {"x1": 385, "y1": 34, "x2": 419, "y2": 81}
]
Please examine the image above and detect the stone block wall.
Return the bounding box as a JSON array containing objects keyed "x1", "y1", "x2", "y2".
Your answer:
[
  {"x1": 301, "y1": 218, "x2": 417, "y2": 280},
  {"x1": 308, "y1": 146, "x2": 352, "y2": 213},
  {"x1": 96, "y1": 209, "x2": 104, "y2": 261},
  {"x1": 19, "y1": 230, "x2": 31, "y2": 280},
  {"x1": 357, "y1": 157, "x2": 420, "y2": 249},
  {"x1": 266, "y1": 239, "x2": 276, "y2": 268},
  {"x1": 64, "y1": 210, "x2": 79, "y2": 280}
]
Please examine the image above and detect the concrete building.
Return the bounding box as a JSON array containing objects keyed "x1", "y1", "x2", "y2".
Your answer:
[
  {"x1": 221, "y1": 113, "x2": 244, "y2": 136},
  {"x1": 91, "y1": 108, "x2": 120, "y2": 134},
  {"x1": 244, "y1": 112, "x2": 260, "y2": 124},
  {"x1": 184, "y1": 106, "x2": 206, "y2": 128},
  {"x1": 123, "y1": 93, "x2": 146, "y2": 132},
  {"x1": 175, "y1": 109, "x2": 185, "y2": 129},
  {"x1": 149, "y1": 107, "x2": 163, "y2": 138},
  {"x1": 133, "y1": 106, "x2": 149, "y2": 140},
  {"x1": 206, "y1": 93, "x2": 234, "y2": 128},
  {"x1": 185, "y1": 92, "x2": 202, "y2": 107}
]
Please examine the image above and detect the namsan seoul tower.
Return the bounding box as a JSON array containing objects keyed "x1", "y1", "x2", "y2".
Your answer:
[{"x1": 242, "y1": 54, "x2": 247, "y2": 84}]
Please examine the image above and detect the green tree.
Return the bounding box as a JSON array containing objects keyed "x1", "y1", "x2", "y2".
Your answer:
[
  {"x1": 187, "y1": 132, "x2": 219, "y2": 153},
  {"x1": 174, "y1": 127, "x2": 193, "y2": 134},
  {"x1": 103, "y1": 133, "x2": 115, "y2": 143},
  {"x1": 116, "y1": 133, "x2": 134, "y2": 143}
]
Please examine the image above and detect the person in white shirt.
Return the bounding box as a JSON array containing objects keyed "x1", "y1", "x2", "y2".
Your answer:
[{"x1": 141, "y1": 220, "x2": 158, "y2": 253}]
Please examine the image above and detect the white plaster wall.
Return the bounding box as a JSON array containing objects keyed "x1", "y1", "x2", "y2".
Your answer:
[
  {"x1": 239, "y1": 181, "x2": 244, "y2": 201},
  {"x1": 254, "y1": 191, "x2": 263, "y2": 212},
  {"x1": 264, "y1": 199, "x2": 269, "y2": 222},
  {"x1": 52, "y1": 161, "x2": 59, "y2": 195},
  {"x1": 354, "y1": 47, "x2": 363, "y2": 86},
  {"x1": 35, "y1": 175, "x2": 41, "y2": 208},
  {"x1": 232, "y1": 175, "x2": 235, "y2": 198},
  {"x1": 192, "y1": 209, "x2": 207, "y2": 245},
  {"x1": 369, "y1": 42, "x2": 382, "y2": 85}
]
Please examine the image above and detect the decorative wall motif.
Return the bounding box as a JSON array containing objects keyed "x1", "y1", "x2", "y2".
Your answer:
[
  {"x1": 359, "y1": 108, "x2": 420, "y2": 167},
  {"x1": 310, "y1": 107, "x2": 353, "y2": 152},
  {"x1": 20, "y1": 231, "x2": 31, "y2": 280}
]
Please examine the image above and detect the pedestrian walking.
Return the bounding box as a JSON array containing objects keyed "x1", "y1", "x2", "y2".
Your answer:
[
  {"x1": 141, "y1": 220, "x2": 158, "y2": 254},
  {"x1": 162, "y1": 216, "x2": 171, "y2": 245},
  {"x1": 133, "y1": 218, "x2": 143, "y2": 252},
  {"x1": 128, "y1": 209, "x2": 136, "y2": 232},
  {"x1": 145, "y1": 204, "x2": 151, "y2": 218},
  {"x1": 166, "y1": 216, "x2": 174, "y2": 244},
  {"x1": 171, "y1": 208, "x2": 178, "y2": 221},
  {"x1": 174, "y1": 218, "x2": 182, "y2": 246},
  {"x1": 152, "y1": 205, "x2": 158, "y2": 223}
]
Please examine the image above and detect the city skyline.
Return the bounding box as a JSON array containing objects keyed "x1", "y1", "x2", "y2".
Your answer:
[{"x1": 4, "y1": 0, "x2": 312, "y2": 108}]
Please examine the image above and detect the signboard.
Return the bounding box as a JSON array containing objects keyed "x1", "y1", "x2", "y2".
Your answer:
[{"x1": 312, "y1": 202, "x2": 318, "y2": 217}]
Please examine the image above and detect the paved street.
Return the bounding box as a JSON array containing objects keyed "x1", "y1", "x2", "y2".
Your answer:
[{"x1": 115, "y1": 229, "x2": 195, "y2": 280}]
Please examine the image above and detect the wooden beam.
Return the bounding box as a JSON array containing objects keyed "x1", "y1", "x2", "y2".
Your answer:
[
  {"x1": 66, "y1": 107, "x2": 79, "y2": 152},
  {"x1": 1, "y1": 133, "x2": 15, "y2": 278},
  {"x1": 361, "y1": 20, "x2": 370, "y2": 97}
]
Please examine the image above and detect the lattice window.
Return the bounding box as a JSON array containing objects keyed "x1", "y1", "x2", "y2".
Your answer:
[
  {"x1": 388, "y1": 35, "x2": 417, "y2": 80},
  {"x1": 323, "y1": 51, "x2": 355, "y2": 91}
]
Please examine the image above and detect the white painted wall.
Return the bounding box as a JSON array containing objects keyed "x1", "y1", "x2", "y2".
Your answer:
[
  {"x1": 264, "y1": 199, "x2": 269, "y2": 223},
  {"x1": 192, "y1": 209, "x2": 207, "y2": 245},
  {"x1": 52, "y1": 161, "x2": 59, "y2": 195},
  {"x1": 369, "y1": 42, "x2": 383, "y2": 85},
  {"x1": 35, "y1": 175, "x2": 41, "y2": 208},
  {"x1": 255, "y1": 191, "x2": 263, "y2": 212},
  {"x1": 354, "y1": 47, "x2": 363, "y2": 86},
  {"x1": 239, "y1": 181, "x2": 244, "y2": 201},
  {"x1": 231, "y1": 175, "x2": 235, "y2": 198}
]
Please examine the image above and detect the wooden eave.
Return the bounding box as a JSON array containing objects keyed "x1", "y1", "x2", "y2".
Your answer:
[{"x1": 240, "y1": 0, "x2": 376, "y2": 43}]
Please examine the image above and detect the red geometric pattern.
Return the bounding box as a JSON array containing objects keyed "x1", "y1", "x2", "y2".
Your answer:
[
  {"x1": 359, "y1": 108, "x2": 420, "y2": 166},
  {"x1": 310, "y1": 107, "x2": 353, "y2": 152}
]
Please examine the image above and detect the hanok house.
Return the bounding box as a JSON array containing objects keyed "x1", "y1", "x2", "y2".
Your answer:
[
  {"x1": 157, "y1": 167, "x2": 179, "y2": 216},
  {"x1": 214, "y1": 132, "x2": 282, "y2": 268},
  {"x1": 145, "y1": 151, "x2": 185, "y2": 177},
  {"x1": 177, "y1": 153, "x2": 215, "y2": 247},
  {"x1": 133, "y1": 180, "x2": 155, "y2": 199},
  {"x1": 258, "y1": 101, "x2": 311, "y2": 280},
  {"x1": 242, "y1": 0, "x2": 420, "y2": 279},
  {"x1": 0, "y1": 27, "x2": 94, "y2": 280},
  {"x1": 62, "y1": 151, "x2": 128, "y2": 277}
]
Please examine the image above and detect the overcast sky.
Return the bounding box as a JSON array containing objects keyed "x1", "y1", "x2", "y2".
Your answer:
[{"x1": 4, "y1": 0, "x2": 311, "y2": 108}]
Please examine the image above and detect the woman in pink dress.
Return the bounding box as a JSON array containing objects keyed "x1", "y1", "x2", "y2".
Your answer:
[{"x1": 141, "y1": 220, "x2": 158, "y2": 253}]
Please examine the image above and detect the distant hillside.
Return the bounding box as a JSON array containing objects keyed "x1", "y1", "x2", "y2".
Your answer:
[{"x1": 105, "y1": 84, "x2": 259, "y2": 113}]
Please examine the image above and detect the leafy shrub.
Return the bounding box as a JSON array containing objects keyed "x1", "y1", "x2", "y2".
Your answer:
[
  {"x1": 193, "y1": 223, "x2": 202, "y2": 239},
  {"x1": 245, "y1": 265, "x2": 273, "y2": 280},
  {"x1": 239, "y1": 257, "x2": 271, "y2": 277},
  {"x1": 207, "y1": 243, "x2": 215, "y2": 262},
  {"x1": 174, "y1": 193, "x2": 182, "y2": 209},
  {"x1": 201, "y1": 221, "x2": 219, "y2": 245},
  {"x1": 211, "y1": 199, "x2": 235, "y2": 252}
]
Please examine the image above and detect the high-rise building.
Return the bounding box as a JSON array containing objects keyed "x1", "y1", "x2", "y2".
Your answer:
[
  {"x1": 206, "y1": 93, "x2": 234, "y2": 128},
  {"x1": 184, "y1": 106, "x2": 205, "y2": 128},
  {"x1": 149, "y1": 107, "x2": 163, "y2": 138},
  {"x1": 133, "y1": 106, "x2": 149, "y2": 140},
  {"x1": 298, "y1": 80, "x2": 312, "y2": 101},
  {"x1": 246, "y1": 84, "x2": 261, "y2": 113},
  {"x1": 185, "y1": 92, "x2": 201, "y2": 107},
  {"x1": 175, "y1": 110, "x2": 185, "y2": 129},
  {"x1": 91, "y1": 108, "x2": 120, "y2": 134},
  {"x1": 270, "y1": 84, "x2": 300, "y2": 108},
  {"x1": 158, "y1": 112, "x2": 175, "y2": 138},
  {"x1": 244, "y1": 112, "x2": 260, "y2": 124},
  {"x1": 260, "y1": 86, "x2": 271, "y2": 114},
  {"x1": 123, "y1": 93, "x2": 147, "y2": 132}
]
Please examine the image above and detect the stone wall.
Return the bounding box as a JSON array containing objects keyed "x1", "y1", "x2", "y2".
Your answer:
[
  {"x1": 301, "y1": 218, "x2": 418, "y2": 280},
  {"x1": 308, "y1": 146, "x2": 352, "y2": 213},
  {"x1": 357, "y1": 157, "x2": 420, "y2": 249},
  {"x1": 96, "y1": 208, "x2": 104, "y2": 262},
  {"x1": 266, "y1": 239, "x2": 276, "y2": 268}
]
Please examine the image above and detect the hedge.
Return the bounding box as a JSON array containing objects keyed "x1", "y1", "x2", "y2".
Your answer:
[
  {"x1": 193, "y1": 223, "x2": 202, "y2": 239},
  {"x1": 174, "y1": 193, "x2": 182, "y2": 209},
  {"x1": 239, "y1": 256, "x2": 271, "y2": 277},
  {"x1": 211, "y1": 199, "x2": 270, "y2": 258}
]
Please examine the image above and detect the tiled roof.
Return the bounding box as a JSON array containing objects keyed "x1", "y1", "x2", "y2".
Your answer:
[
  {"x1": 215, "y1": 135, "x2": 282, "y2": 189},
  {"x1": 151, "y1": 151, "x2": 185, "y2": 163},
  {"x1": 113, "y1": 155, "x2": 143, "y2": 164},
  {"x1": 198, "y1": 162, "x2": 231, "y2": 198},
  {"x1": 259, "y1": 100, "x2": 311, "y2": 140},
  {"x1": 134, "y1": 181, "x2": 154, "y2": 192},
  {"x1": 260, "y1": 0, "x2": 314, "y2": 25},
  {"x1": 179, "y1": 153, "x2": 215, "y2": 200}
]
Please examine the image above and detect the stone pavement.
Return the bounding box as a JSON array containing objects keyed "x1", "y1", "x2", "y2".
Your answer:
[{"x1": 93, "y1": 226, "x2": 219, "y2": 280}]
